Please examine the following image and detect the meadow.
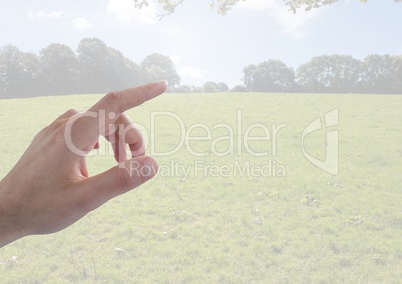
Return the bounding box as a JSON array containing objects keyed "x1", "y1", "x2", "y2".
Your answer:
[{"x1": 0, "y1": 92, "x2": 401, "y2": 283}]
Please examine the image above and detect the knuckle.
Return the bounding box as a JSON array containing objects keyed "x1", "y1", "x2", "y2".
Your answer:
[
  {"x1": 66, "y1": 108, "x2": 79, "y2": 117},
  {"x1": 49, "y1": 119, "x2": 65, "y2": 132},
  {"x1": 32, "y1": 126, "x2": 48, "y2": 141},
  {"x1": 104, "y1": 91, "x2": 122, "y2": 104},
  {"x1": 134, "y1": 128, "x2": 143, "y2": 139},
  {"x1": 103, "y1": 91, "x2": 123, "y2": 114},
  {"x1": 124, "y1": 124, "x2": 141, "y2": 139}
]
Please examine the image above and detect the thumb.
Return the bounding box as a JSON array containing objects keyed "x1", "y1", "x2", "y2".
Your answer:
[{"x1": 80, "y1": 156, "x2": 159, "y2": 210}]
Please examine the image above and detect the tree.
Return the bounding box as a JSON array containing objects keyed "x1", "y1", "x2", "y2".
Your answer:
[
  {"x1": 394, "y1": 55, "x2": 402, "y2": 93},
  {"x1": 77, "y1": 38, "x2": 112, "y2": 93},
  {"x1": 242, "y1": 60, "x2": 295, "y2": 92},
  {"x1": 202, "y1": 81, "x2": 219, "y2": 92},
  {"x1": 0, "y1": 45, "x2": 39, "y2": 98},
  {"x1": 296, "y1": 55, "x2": 362, "y2": 93},
  {"x1": 134, "y1": 0, "x2": 402, "y2": 17},
  {"x1": 230, "y1": 85, "x2": 246, "y2": 92},
  {"x1": 361, "y1": 54, "x2": 402, "y2": 94},
  {"x1": 216, "y1": 82, "x2": 229, "y2": 92},
  {"x1": 106, "y1": 46, "x2": 143, "y2": 90},
  {"x1": 141, "y1": 53, "x2": 180, "y2": 87},
  {"x1": 38, "y1": 43, "x2": 80, "y2": 96},
  {"x1": 200, "y1": 81, "x2": 229, "y2": 92},
  {"x1": 77, "y1": 37, "x2": 143, "y2": 93},
  {"x1": 242, "y1": 64, "x2": 257, "y2": 92},
  {"x1": 173, "y1": 84, "x2": 193, "y2": 93}
]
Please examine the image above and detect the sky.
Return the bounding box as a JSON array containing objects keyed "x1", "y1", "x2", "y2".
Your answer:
[{"x1": 1, "y1": 0, "x2": 402, "y2": 87}]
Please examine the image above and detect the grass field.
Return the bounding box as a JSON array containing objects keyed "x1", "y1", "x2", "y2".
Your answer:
[{"x1": 1, "y1": 92, "x2": 402, "y2": 283}]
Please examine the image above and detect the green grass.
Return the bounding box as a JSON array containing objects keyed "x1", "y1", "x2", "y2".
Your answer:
[{"x1": 1, "y1": 92, "x2": 402, "y2": 283}]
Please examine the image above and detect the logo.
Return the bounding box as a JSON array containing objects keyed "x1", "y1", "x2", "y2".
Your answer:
[{"x1": 302, "y1": 109, "x2": 339, "y2": 175}]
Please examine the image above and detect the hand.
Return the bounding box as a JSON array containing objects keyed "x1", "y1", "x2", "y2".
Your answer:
[{"x1": 0, "y1": 81, "x2": 168, "y2": 247}]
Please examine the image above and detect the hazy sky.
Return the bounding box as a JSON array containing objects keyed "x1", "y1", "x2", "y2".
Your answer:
[{"x1": 1, "y1": 0, "x2": 401, "y2": 87}]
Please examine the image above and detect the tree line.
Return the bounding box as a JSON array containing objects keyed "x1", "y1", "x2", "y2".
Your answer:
[
  {"x1": 0, "y1": 38, "x2": 180, "y2": 98},
  {"x1": 174, "y1": 55, "x2": 402, "y2": 94},
  {"x1": 1, "y1": 38, "x2": 402, "y2": 98},
  {"x1": 240, "y1": 55, "x2": 402, "y2": 94}
]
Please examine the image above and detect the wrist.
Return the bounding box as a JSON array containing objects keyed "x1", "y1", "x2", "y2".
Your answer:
[{"x1": 0, "y1": 176, "x2": 28, "y2": 248}]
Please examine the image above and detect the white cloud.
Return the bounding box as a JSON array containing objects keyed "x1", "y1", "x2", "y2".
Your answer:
[
  {"x1": 179, "y1": 66, "x2": 208, "y2": 79},
  {"x1": 165, "y1": 27, "x2": 183, "y2": 36},
  {"x1": 170, "y1": 55, "x2": 183, "y2": 64},
  {"x1": 106, "y1": 0, "x2": 157, "y2": 24},
  {"x1": 236, "y1": 0, "x2": 323, "y2": 39},
  {"x1": 28, "y1": 10, "x2": 63, "y2": 20},
  {"x1": 72, "y1": 17, "x2": 95, "y2": 31}
]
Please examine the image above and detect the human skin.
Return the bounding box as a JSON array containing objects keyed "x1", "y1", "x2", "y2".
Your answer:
[{"x1": 0, "y1": 81, "x2": 168, "y2": 248}]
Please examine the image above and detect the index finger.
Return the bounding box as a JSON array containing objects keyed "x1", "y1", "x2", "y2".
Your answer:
[
  {"x1": 89, "y1": 80, "x2": 168, "y2": 124},
  {"x1": 76, "y1": 81, "x2": 168, "y2": 143}
]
